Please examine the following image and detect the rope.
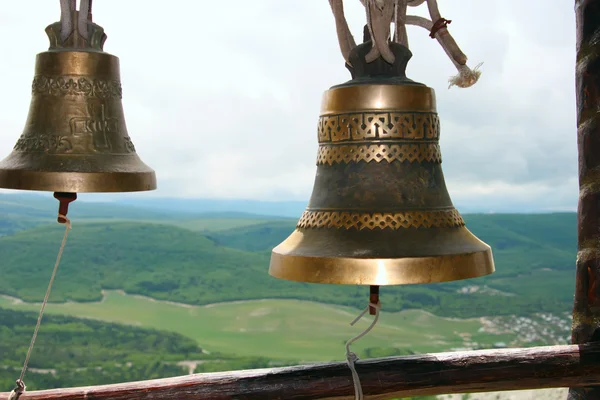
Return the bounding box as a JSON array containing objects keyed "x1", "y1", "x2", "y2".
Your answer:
[
  {"x1": 328, "y1": 0, "x2": 483, "y2": 88},
  {"x1": 394, "y1": 0, "x2": 408, "y2": 47},
  {"x1": 448, "y1": 62, "x2": 483, "y2": 89},
  {"x1": 78, "y1": 0, "x2": 91, "y2": 40},
  {"x1": 426, "y1": 0, "x2": 442, "y2": 23},
  {"x1": 345, "y1": 302, "x2": 381, "y2": 400},
  {"x1": 404, "y1": 14, "x2": 482, "y2": 88},
  {"x1": 329, "y1": 0, "x2": 357, "y2": 63},
  {"x1": 59, "y1": 0, "x2": 73, "y2": 42},
  {"x1": 364, "y1": 0, "x2": 396, "y2": 63},
  {"x1": 429, "y1": 17, "x2": 451, "y2": 38},
  {"x1": 8, "y1": 216, "x2": 72, "y2": 400},
  {"x1": 59, "y1": 0, "x2": 92, "y2": 42}
]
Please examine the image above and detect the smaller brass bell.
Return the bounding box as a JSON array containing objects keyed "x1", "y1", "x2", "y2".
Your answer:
[{"x1": 0, "y1": 11, "x2": 156, "y2": 193}]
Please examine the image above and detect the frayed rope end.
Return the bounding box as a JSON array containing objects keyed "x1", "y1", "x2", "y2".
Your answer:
[{"x1": 448, "y1": 62, "x2": 483, "y2": 89}]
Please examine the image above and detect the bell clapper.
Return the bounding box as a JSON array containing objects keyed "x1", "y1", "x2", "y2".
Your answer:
[
  {"x1": 369, "y1": 285, "x2": 380, "y2": 315},
  {"x1": 54, "y1": 192, "x2": 77, "y2": 224}
]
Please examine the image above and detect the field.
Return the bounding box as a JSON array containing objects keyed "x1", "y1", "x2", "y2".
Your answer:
[
  {"x1": 0, "y1": 193, "x2": 580, "y2": 395},
  {"x1": 0, "y1": 213, "x2": 578, "y2": 319},
  {"x1": 0, "y1": 290, "x2": 514, "y2": 362}
]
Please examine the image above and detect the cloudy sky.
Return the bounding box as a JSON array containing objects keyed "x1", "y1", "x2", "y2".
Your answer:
[{"x1": 0, "y1": 1, "x2": 577, "y2": 212}]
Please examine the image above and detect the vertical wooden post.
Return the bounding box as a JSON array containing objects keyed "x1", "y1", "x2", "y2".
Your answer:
[{"x1": 570, "y1": 0, "x2": 600, "y2": 398}]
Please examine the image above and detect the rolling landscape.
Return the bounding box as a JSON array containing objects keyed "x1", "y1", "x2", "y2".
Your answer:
[{"x1": 0, "y1": 192, "x2": 577, "y2": 398}]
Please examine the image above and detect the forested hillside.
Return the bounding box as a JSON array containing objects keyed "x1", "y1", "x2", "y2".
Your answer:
[
  {"x1": 0, "y1": 196, "x2": 578, "y2": 394},
  {"x1": 0, "y1": 308, "x2": 273, "y2": 390},
  {"x1": 0, "y1": 197, "x2": 577, "y2": 318}
]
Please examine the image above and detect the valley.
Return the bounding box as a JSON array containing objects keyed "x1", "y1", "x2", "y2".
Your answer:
[
  {"x1": 0, "y1": 193, "x2": 579, "y2": 398},
  {"x1": 3, "y1": 290, "x2": 563, "y2": 362}
]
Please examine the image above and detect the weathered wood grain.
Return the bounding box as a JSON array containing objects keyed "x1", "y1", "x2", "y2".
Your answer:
[
  {"x1": 570, "y1": 0, "x2": 600, "y2": 398},
  {"x1": 2, "y1": 343, "x2": 599, "y2": 400}
]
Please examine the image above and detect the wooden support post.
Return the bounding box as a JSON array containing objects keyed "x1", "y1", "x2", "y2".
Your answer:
[
  {"x1": 571, "y1": 0, "x2": 600, "y2": 398},
  {"x1": 1, "y1": 343, "x2": 599, "y2": 400}
]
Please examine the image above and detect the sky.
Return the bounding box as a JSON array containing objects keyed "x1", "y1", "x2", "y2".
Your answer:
[{"x1": 0, "y1": 1, "x2": 578, "y2": 212}]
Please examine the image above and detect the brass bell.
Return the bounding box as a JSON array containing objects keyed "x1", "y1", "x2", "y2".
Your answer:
[
  {"x1": 0, "y1": 10, "x2": 156, "y2": 193},
  {"x1": 270, "y1": 40, "x2": 494, "y2": 287}
]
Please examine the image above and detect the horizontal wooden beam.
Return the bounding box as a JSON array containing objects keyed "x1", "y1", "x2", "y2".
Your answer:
[{"x1": 2, "y1": 343, "x2": 600, "y2": 400}]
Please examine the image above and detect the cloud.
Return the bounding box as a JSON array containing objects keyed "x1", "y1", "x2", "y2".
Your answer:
[{"x1": 0, "y1": 0, "x2": 578, "y2": 211}]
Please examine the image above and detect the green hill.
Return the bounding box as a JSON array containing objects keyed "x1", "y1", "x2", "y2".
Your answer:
[
  {"x1": 0, "y1": 193, "x2": 291, "y2": 237},
  {"x1": 0, "y1": 212, "x2": 577, "y2": 318},
  {"x1": 209, "y1": 213, "x2": 578, "y2": 315},
  {"x1": 207, "y1": 220, "x2": 297, "y2": 252},
  {"x1": 0, "y1": 307, "x2": 274, "y2": 391},
  {"x1": 1, "y1": 291, "x2": 557, "y2": 363}
]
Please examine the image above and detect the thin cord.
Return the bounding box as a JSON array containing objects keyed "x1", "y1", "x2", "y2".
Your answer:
[
  {"x1": 9, "y1": 216, "x2": 72, "y2": 400},
  {"x1": 345, "y1": 301, "x2": 381, "y2": 400}
]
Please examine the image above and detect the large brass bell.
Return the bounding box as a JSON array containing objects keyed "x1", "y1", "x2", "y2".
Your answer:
[
  {"x1": 270, "y1": 41, "x2": 494, "y2": 287},
  {"x1": 0, "y1": 11, "x2": 156, "y2": 193}
]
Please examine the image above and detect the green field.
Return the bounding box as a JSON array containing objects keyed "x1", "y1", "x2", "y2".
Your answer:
[
  {"x1": 0, "y1": 195, "x2": 579, "y2": 393},
  {"x1": 0, "y1": 193, "x2": 283, "y2": 236},
  {"x1": 0, "y1": 307, "x2": 279, "y2": 391},
  {"x1": 0, "y1": 291, "x2": 513, "y2": 362},
  {"x1": 0, "y1": 213, "x2": 577, "y2": 318}
]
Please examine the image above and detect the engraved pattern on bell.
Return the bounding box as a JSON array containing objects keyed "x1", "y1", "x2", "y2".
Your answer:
[
  {"x1": 316, "y1": 143, "x2": 441, "y2": 165},
  {"x1": 32, "y1": 75, "x2": 122, "y2": 99},
  {"x1": 13, "y1": 99, "x2": 135, "y2": 155},
  {"x1": 318, "y1": 112, "x2": 440, "y2": 143},
  {"x1": 297, "y1": 209, "x2": 465, "y2": 230}
]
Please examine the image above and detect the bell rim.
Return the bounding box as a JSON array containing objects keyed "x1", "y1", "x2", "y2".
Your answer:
[
  {"x1": 269, "y1": 229, "x2": 495, "y2": 286},
  {"x1": 0, "y1": 169, "x2": 156, "y2": 193},
  {"x1": 269, "y1": 248, "x2": 495, "y2": 286}
]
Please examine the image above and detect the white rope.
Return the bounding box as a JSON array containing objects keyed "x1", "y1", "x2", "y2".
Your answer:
[
  {"x1": 59, "y1": 0, "x2": 91, "y2": 42},
  {"x1": 78, "y1": 0, "x2": 91, "y2": 40},
  {"x1": 329, "y1": 0, "x2": 357, "y2": 63},
  {"x1": 8, "y1": 217, "x2": 72, "y2": 400},
  {"x1": 426, "y1": 0, "x2": 441, "y2": 22},
  {"x1": 404, "y1": 14, "x2": 463, "y2": 64},
  {"x1": 448, "y1": 62, "x2": 483, "y2": 89},
  {"x1": 404, "y1": 14, "x2": 482, "y2": 88},
  {"x1": 394, "y1": 0, "x2": 408, "y2": 47},
  {"x1": 345, "y1": 302, "x2": 381, "y2": 400},
  {"x1": 78, "y1": 0, "x2": 88, "y2": 39},
  {"x1": 327, "y1": 0, "x2": 483, "y2": 88},
  {"x1": 364, "y1": 0, "x2": 396, "y2": 63},
  {"x1": 59, "y1": 0, "x2": 73, "y2": 42}
]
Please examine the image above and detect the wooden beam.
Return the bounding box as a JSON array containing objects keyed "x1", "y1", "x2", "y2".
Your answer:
[
  {"x1": 2, "y1": 343, "x2": 600, "y2": 400},
  {"x1": 571, "y1": 0, "x2": 600, "y2": 398}
]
